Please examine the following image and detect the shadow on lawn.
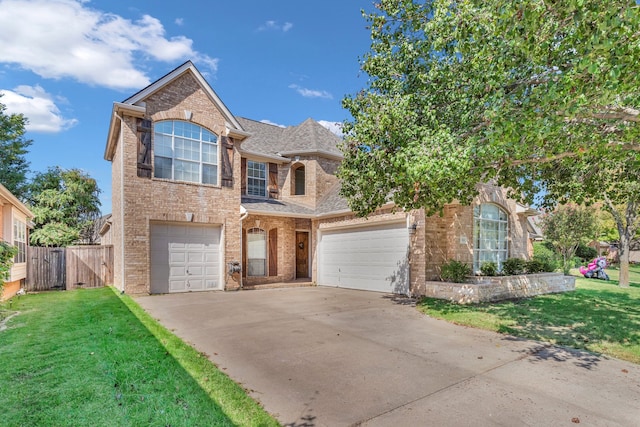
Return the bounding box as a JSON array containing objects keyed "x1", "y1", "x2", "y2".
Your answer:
[{"x1": 420, "y1": 280, "x2": 640, "y2": 365}]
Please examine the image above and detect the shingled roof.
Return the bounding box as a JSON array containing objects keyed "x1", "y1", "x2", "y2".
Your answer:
[{"x1": 237, "y1": 117, "x2": 343, "y2": 160}]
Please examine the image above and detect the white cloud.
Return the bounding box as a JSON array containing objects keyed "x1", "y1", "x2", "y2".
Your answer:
[
  {"x1": 260, "y1": 119, "x2": 286, "y2": 128},
  {"x1": 0, "y1": 0, "x2": 218, "y2": 90},
  {"x1": 175, "y1": 17, "x2": 184, "y2": 26},
  {"x1": 257, "y1": 20, "x2": 293, "y2": 32},
  {"x1": 288, "y1": 84, "x2": 333, "y2": 99},
  {"x1": 0, "y1": 85, "x2": 78, "y2": 133},
  {"x1": 318, "y1": 120, "x2": 343, "y2": 137}
]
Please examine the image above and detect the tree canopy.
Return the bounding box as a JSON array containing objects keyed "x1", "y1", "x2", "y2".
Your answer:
[
  {"x1": 341, "y1": 0, "x2": 640, "y2": 215},
  {"x1": 340, "y1": 0, "x2": 640, "y2": 286},
  {"x1": 28, "y1": 167, "x2": 101, "y2": 247},
  {"x1": 0, "y1": 96, "x2": 31, "y2": 200}
]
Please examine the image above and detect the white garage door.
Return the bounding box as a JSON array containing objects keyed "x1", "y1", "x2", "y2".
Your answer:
[
  {"x1": 318, "y1": 221, "x2": 409, "y2": 294},
  {"x1": 150, "y1": 223, "x2": 222, "y2": 293}
]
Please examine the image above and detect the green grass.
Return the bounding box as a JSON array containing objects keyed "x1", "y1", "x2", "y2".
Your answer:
[
  {"x1": 592, "y1": 263, "x2": 640, "y2": 284},
  {"x1": 0, "y1": 287, "x2": 279, "y2": 427},
  {"x1": 418, "y1": 266, "x2": 640, "y2": 364}
]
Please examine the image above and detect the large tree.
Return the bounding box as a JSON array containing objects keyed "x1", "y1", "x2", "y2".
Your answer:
[
  {"x1": 340, "y1": 0, "x2": 640, "y2": 286},
  {"x1": 0, "y1": 96, "x2": 31, "y2": 200},
  {"x1": 28, "y1": 167, "x2": 101, "y2": 247}
]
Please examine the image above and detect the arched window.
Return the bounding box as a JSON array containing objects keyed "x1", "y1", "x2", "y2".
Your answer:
[
  {"x1": 247, "y1": 228, "x2": 267, "y2": 276},
  {"x1": 292, "y1": 164, "x2": 305, "y2": 195},
  {"x1": 153, "y1": 120, "x2": 218, "y2": 184},
  {"x1": 473, "y1": 204, "x2": 509, "y2": 273}
]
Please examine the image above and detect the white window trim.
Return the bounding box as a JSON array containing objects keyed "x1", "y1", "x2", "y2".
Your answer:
[
  {"x1": 13, "y1": 218, "x2": 27, "y2": 264},
  {"x1": 246, "y1": 160, "x2": 267, "y2": 198},
  {"x1": 473, "y1": 203, "x2": 509, "y2": 273},
  {"x1": 153, "y1": 120, "x2": 220, "y2": 186}
]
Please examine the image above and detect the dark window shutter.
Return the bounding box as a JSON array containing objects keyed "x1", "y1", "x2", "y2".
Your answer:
[
  {"x1": 268, "y1": 228, "x2": 278, "y2": 276},
  {"x1": 241, "y1": 158, "x2": 247, "y2": 195},
  {"x1": 268, "y1": 163, "x2": 278, "y2": 199},
  {"x1": 242, "y1": 228, "x2": 247, "y2": 278},
  {"x1": 220, "y1": 136, "x2": 234, "y2": 187},
  {"x1": 136, "y1": 118, "x2": 152, "y2": 178}
]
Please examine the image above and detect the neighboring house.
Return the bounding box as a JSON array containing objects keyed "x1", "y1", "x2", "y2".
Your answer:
[
  {"x1": 104, "y1": 61, "x2": 535, "y2": 296},
  {"x1": 0, "y1": 183, "x2": 33, "y2": 300},
  {"x1": 96, "y1": 213, "x2": 113, "y2": 245}
]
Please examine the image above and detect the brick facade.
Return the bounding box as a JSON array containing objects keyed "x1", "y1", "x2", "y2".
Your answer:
[
  {"x1": 106, "y1": 62, "x2": 537, "y2": 298},
  {"x1": 108, "y1": 72, "x2": 242, "y2": 294}
]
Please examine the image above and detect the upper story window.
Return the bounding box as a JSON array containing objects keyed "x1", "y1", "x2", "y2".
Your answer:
[
  {"x1": 153, "y1": 121, "x2": 218, "y2": 185},
  {"x1": 473, "y1": 203, "x2": 508, "y2": 273},
  {"x1": 13, "y1": 218, "x2": 26, "y2": 264},
  {"x1": 247, "y1": 160, "x2": 267, "y2": 197},
  {"x1": 292, "y1": 165, "x2": 305, "y2": 196}
]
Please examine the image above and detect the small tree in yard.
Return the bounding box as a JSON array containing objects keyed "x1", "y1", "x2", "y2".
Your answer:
[
  {"x1": 541, "y1": 205, "x2": 597, "y2": 275},
  {"x1": 28, "y1": 167, "x2": 101, "y2": 247}
]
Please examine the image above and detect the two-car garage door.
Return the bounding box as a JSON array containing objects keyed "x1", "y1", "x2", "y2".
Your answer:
[
  {"x1": 150, "y1": 223, "x2": 222, "y2": 293},
  {"x1": 318, "y1": 221, "x2": 409, "y2": 294}
]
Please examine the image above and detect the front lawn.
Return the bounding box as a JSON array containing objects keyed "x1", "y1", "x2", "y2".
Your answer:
[
  {"x1": 418, "y1": 268, "x2": 640, "y2": 364},
  {"x1": 0, "y1": 287, "x2": 279, "y2": 427}
]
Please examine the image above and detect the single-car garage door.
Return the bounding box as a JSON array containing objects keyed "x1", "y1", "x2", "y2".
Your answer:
[
  {"x1": 150, "y1": 223, "x2": 222, "y2": 293},
  {"x1": 318, "y1": 221, "x2": 409, "y2": 294}
]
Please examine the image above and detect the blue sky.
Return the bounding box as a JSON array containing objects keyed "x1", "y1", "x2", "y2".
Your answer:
[{"x1": 0, "y1": 0, "x2": 375, "y2": 212}]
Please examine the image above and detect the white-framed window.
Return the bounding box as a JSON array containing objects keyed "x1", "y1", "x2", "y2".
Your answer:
[
  {"x1": 13, "y1": 218, "x2": 26, "y2": 264},
  {"x1": 153, "y1": 120, "x2": 218, "y2": 185},
  {"x1": 247, "y1": 228, "x2": 266, "y2": 276},
  {"x1": 473, "y1": 204, "x2": 508, "y2": 273},
  {"x1": 247, "y1": 160, "x2": 267, "y2": 197}
]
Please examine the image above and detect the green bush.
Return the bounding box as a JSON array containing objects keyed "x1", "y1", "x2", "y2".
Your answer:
[
  {"x1": 502, "y1": 258, "x2": 527, "y2": 275},
  {"x1": 525, "y1": 258, "x2": 551, "y2": 273},
  {"x1": 576, "y1": 243, "x2": 597, "y2": 263},
  {"x1": 480, "y1": 261, "x2": 498, "y2": 276},
  {"x1": 440, "y1": 260, "x2": 471, "y2": 283},
  {"x1": 533, "y1": 242, "x2": 560, "y2": 271},
  {"x1": 0, "y1": 241, "x2": 18, "y2": 294}
]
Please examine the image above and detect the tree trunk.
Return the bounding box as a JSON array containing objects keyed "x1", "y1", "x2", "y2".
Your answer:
[
  {"x1": 618, "y1": 232, "x2": 631, "y2": 288},
  {"x1": 603, "y1": 196, "x2": 637, "y2": 288}
]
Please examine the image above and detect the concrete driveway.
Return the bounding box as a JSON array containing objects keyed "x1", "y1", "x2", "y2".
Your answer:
[{"x1": 136, "y1": 287, "x2": 640, "y2": 426}]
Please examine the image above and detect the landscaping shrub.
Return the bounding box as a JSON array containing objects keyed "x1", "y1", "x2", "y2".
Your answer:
[
  {"x1": 525, "y1": 258, "x2": 550, "y2": 273},
  {"x1": 440, "y1": 260, "x2": 471, "y2": 283},
  {"x1": 480, "y1": 261, "x2": 498, "y2": 276},
  {"x1": 576, "y1": 243, "x2": 598, "y2": 263},
  {"x1": 502, "y1": 258, "x2": 527, "y2": 275},
  {"x1": 533, "y1": 242, "x2": 560, "y2": 271},
  {"x1": 0, "y1": 241, "x2": 18, "y2": 294}
]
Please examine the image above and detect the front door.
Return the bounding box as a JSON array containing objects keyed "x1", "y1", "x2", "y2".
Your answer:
[{"x1": 296, "y1": 231, "x2": 309, "y2": 279}]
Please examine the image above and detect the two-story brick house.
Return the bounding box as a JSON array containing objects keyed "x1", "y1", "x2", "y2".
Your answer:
[{"x1": 105, "y1": 61, "x2": 534, "y2": 296}]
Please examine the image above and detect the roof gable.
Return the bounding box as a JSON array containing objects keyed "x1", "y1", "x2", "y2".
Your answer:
[
  {"x1": 280, "y1": 118, "x2": 342, "y2": 156},
  {"x1": 124, "y1": 61, "x2": 242, "y2": 131},
  {"x1": 238, "y1": 117, "x2": 343, "y2": 161}
]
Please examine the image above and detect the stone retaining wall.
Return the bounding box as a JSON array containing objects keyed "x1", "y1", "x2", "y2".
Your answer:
[{"x1": 421, "y1": 273, "x2": 576, "y2": 304}]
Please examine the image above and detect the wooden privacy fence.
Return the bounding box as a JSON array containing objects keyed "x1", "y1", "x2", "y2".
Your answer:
[{"x1": 27, "y1": 245, "x2": 113, "y2": 291}]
